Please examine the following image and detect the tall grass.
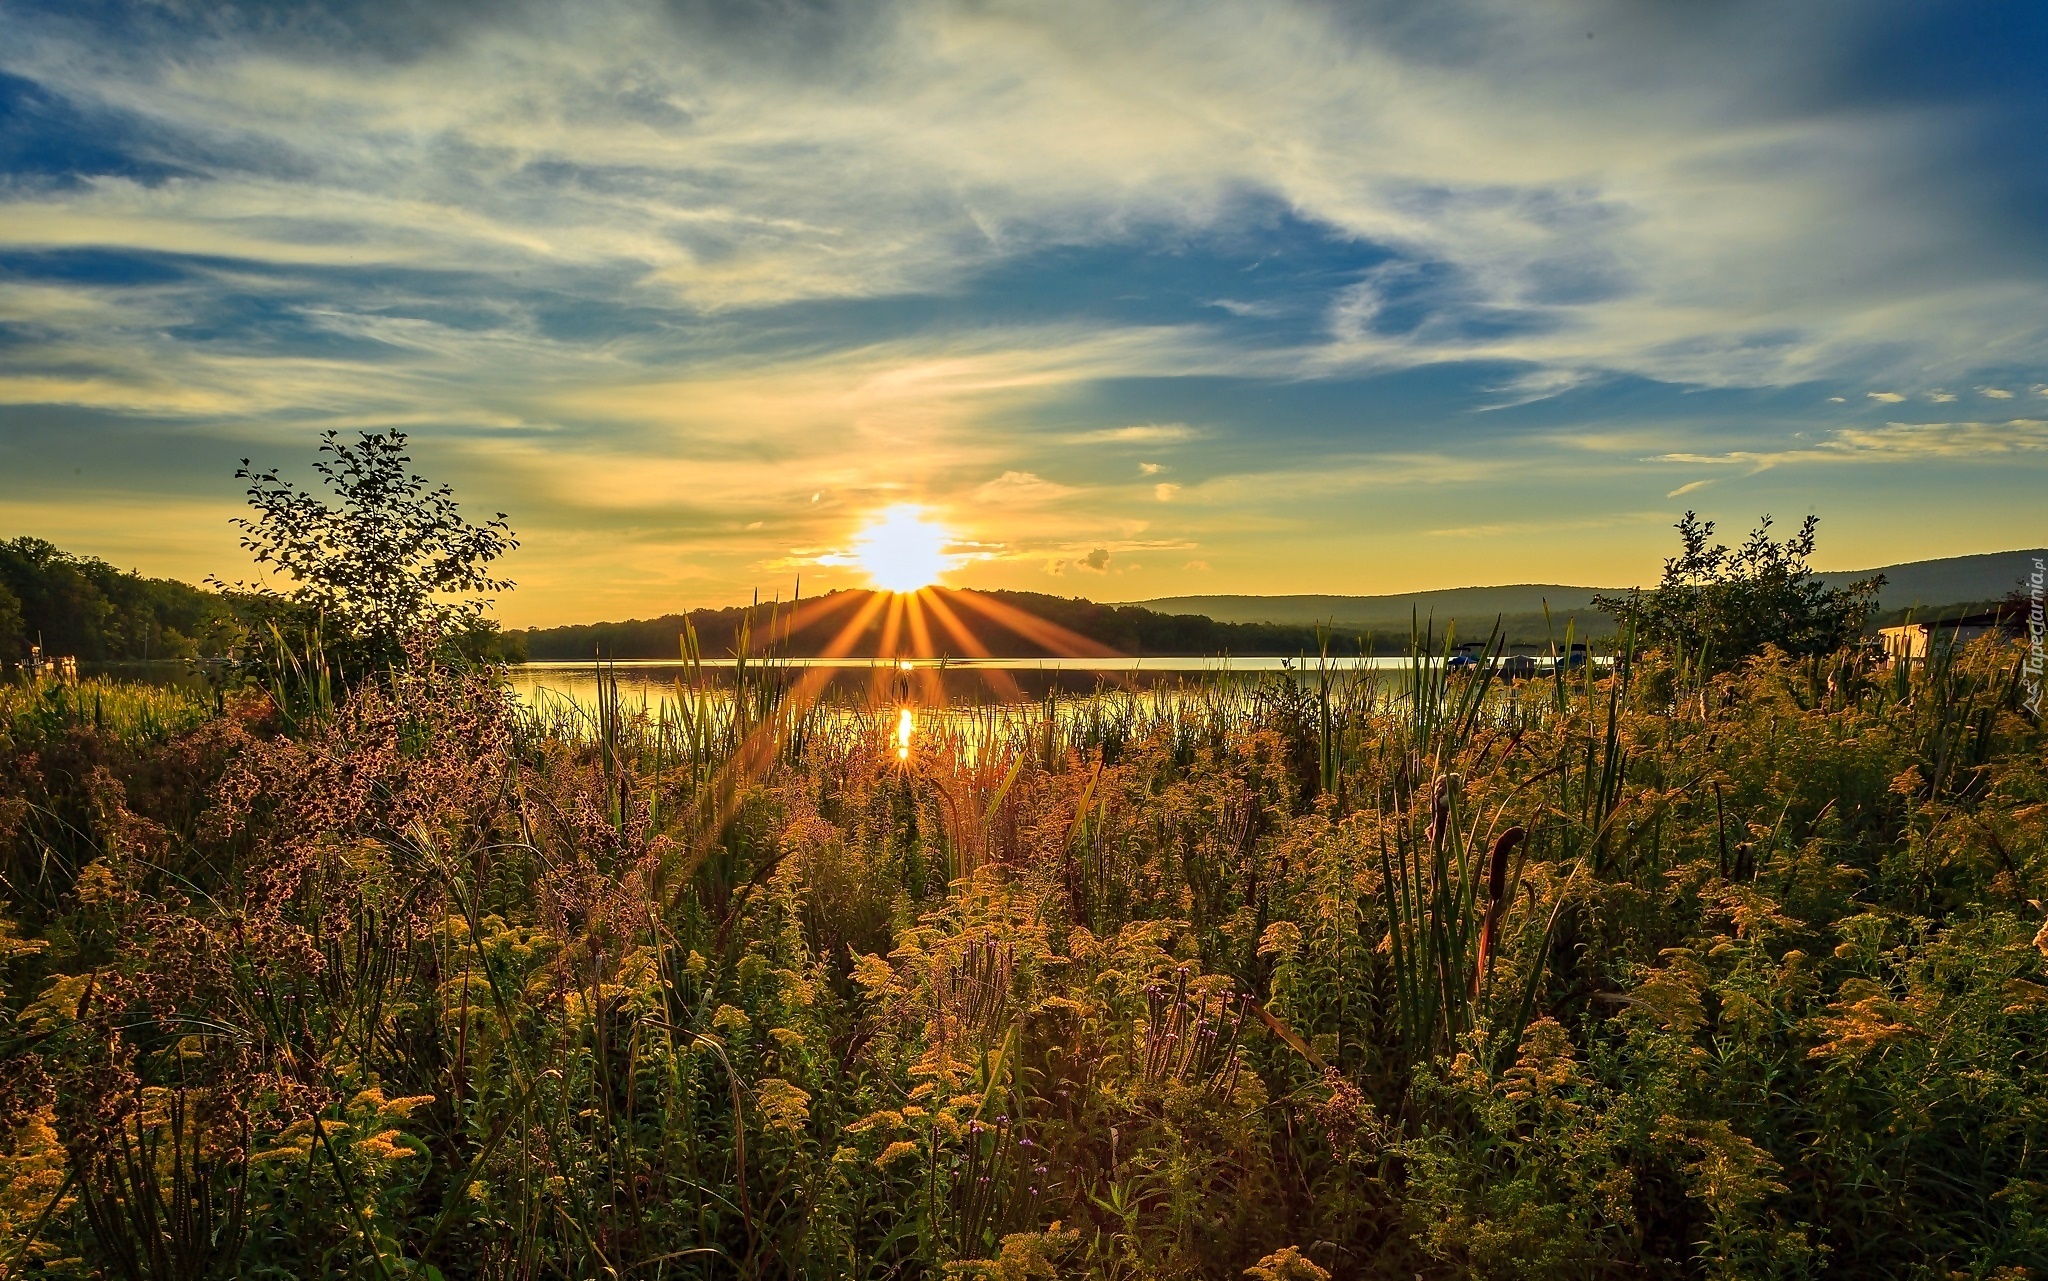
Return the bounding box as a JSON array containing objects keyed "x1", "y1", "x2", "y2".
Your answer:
[
  {"x1": 0, "y1": 676, "x2": 216, "y2": 750},
  {"x1": 0, "y1": 632, "x2": 2041, "y2": 1279}
]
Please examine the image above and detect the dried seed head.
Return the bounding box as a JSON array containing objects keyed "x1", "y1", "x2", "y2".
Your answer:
[{"x1": 1488, "y1": 827, "x2": 1526, "y2": 902}]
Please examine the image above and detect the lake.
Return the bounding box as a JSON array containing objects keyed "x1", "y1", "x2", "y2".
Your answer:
[{"x1": 503, "y1": 655, "x2": 1423, "y2": 714}]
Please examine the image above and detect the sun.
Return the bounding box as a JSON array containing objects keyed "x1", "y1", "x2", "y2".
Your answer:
[{"x1": 851, "y1": 504, "x2": 954, "y2": 593}]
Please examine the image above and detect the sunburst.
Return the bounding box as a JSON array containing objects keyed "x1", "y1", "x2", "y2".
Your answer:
[
  {"x1": 682, "y1": 521, "x2": 1134, "y2": 855},
  {"x1": 850, "y1": 505, "x2": 953, "y2": 593}
]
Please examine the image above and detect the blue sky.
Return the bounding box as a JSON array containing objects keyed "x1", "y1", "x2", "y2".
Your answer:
[{"x1": 2, "y1": 0, "x2": 2045, "y2": 624}]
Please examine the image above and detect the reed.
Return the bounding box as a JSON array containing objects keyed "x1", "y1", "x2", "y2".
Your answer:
[{"x1": 0, "y1": 631, "x2": 2040, "y2": 1279}]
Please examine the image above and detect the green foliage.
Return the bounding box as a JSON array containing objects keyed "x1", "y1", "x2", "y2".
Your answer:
[
  {"x1": 1597, "y1": 514, "x2": 1883, "y2": 671},
  {"x1": 0, "y1": 537, "x2": 236, "y2": 665},
  {"x1": 0, "y1": 631, "x2": 2040, "y2": 1279}
]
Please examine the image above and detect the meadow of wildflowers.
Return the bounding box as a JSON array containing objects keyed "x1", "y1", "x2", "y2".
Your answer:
[{"x1": 0, "y1": 635, "x2": 2042, "y2": 1279}]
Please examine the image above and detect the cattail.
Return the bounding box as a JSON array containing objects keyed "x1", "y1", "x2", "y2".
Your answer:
[
  {"x1": 1472, "y1": 826, "x2": 1526, "y2": 997},
  {"x1": 1428, "y1": 774, "x2": 1457, "y2": 848}
]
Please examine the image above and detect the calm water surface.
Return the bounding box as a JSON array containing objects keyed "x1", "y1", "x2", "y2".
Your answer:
[{"x1": 504, "y1": 656, "x2": 1417, "y2": 716}]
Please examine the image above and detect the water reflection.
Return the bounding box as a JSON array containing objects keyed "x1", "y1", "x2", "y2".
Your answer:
[{"x1": 500, "y1": 656, "x2": 1397, "y2": 718}]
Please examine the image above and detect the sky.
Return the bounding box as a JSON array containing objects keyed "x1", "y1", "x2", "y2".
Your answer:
[{"x1": 2, "y1": 0, "x2": 2046, "y2": 627}]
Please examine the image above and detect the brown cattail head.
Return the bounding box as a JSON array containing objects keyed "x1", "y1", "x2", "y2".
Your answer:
[
  {"x1": 1487, "y1": 827, "x2": 1525, "y2": 904},
  {"x1": 1472, "y1": 826, "x2": 1526, "y2": 998},
  {"x1": 1429, "y1": 774, "x2": 1456, "y2": 847}
]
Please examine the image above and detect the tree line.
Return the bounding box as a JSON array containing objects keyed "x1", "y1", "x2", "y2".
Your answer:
[
  {"x1": 0, "y1": 537, "x2": 238, "y2": 666},
  {"x1": 516, "y1": 588, "x2": 1348, "y2": 661}
]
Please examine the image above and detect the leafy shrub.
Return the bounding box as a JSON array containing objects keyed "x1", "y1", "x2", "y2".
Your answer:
[
  {"x1": 220, "y1": 430, "x2": 518, "y2": 676},
  {"x1": 1596, "y1": 513, "x2": 1883, "y2": 671}
]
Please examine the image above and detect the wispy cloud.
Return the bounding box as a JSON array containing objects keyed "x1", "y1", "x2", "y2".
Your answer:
[
  {"x1": 1063, "y1": 424, "x2": 1199, "y2": 445},
  {"x1": 0, "y1": 0, "x2": 2042, "y2": 616},
  {"x1": 1426, "y1": 512, "x2": 1671, "y2": 540},
  {"x1": 972, "y1": 470, "x2": 1077, "y2": 505},
  {"x1": 1660, "y1": 419, "x2": 2048, "y2": 470}
]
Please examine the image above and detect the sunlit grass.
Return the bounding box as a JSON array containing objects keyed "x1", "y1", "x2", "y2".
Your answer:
[
  {"x1": 0, "y1": 633, "x2": 2039, "y2": 1277},
  {"x1": 0, "y1": 674, "x2": 216, "y2": 748}
]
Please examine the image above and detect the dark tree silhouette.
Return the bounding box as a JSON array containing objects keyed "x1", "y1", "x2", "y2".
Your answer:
[{"x1": 222, "y1": 431, "x2": 517, "y2": 659}]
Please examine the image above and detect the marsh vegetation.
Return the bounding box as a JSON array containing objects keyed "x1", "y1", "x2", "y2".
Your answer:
[{"x1": 0, "y1": 625, "x2": 2041, "y2": 1279}]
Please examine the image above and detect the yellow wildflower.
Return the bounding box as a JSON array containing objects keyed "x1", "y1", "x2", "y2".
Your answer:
[
  {"x1": 1257, "y1": 921, "x2": 1303, "y2": 961},
  {"x1": 852, "y1": 953, "x2": 895, "y2": 994},
  {"x1": 755, "y1": 1078, "x2": 811, "y2": 1134},
  {"x1": 875, "y1": 1140, "x2": 919, "y2": 1169},
  {"x1": 1245, "y1": 1246, "x2": 1329, "y2": 1281},
  {"x1": 73, "y1": 860, "x2": 117, "y2": 906},
  {"x1": 24, "y1": 973, "x2": 91, "y2": 1033},
  {"x1": 846, "y1": 1110, "x2": 902, "y2": 1134},
  {"x1": 380, "y1": 1094, "x2": 435, "y2": 1120},
  {"x1": 354, "y1": 1129, "x2": 417, "y2": 1162}
]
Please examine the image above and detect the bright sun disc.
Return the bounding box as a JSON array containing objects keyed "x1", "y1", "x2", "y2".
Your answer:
[{"x1": 852, "y1": 505, "x2": 953, "y2": 593}]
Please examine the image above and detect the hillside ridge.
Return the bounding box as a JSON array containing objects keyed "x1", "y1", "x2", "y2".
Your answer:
[{"x1": 1132, "y1": 548, "x2": 2043, "y2": 630}]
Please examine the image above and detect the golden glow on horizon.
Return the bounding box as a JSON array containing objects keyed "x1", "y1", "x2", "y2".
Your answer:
[
  {"x1": 895, "y1": 706, "x2": 914, "y2": 761},
  {"x1": 852, "y1": 505, "x2": 953, "y2": 593}
]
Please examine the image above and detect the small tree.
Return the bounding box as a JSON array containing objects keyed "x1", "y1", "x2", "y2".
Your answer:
[
  {"x1": 221, "y1": 430, "x2": 517, "y2": 665},
  {"x1": 1596, "y1": 513, "x2": 1881, "y2": 669}
]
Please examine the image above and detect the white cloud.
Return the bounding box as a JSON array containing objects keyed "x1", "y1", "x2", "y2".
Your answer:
[
  {"x1": 972, "y1": 470, "x2": 1076, "y2": 505},
  {"x1": 1153, "y1": 482, "x2": 1180, "y2": 501},
  {"x1": 1867, "y1": 391, "x2": 1906, "y2": 404},
  {"x1": 1065, "y1": 423, "x2": 1198, "y2": 445},
  {"x1": 1659, "y1": 418, "x2": 2048, "y2": 470},
  {"x1": 1666, "y1": 479, "x2": 1713, "y2": 497}
]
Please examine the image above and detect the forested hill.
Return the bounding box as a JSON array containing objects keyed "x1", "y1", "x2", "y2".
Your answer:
[
  {"x1": 1136, "y1": 548, "x2": 2046, "y2": 632},
  {"x1": 516, "y1": 588, "x2": 1342, "y2": 660},
  {"x1": 0, "y1": 537, "x2": 236, "y2": 662}
]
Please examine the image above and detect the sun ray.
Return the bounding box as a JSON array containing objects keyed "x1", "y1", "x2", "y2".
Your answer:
[
  {"x1": 819, "y1": 589, "x2": 893, "y2": 659},
  {"x1": 681, "y1": 573, "x2": 1144, "y2": 882},
  {"x1": 947, "y1": 589, "x2": 1123, "y2": 658},
  {"x1": 877, "y1": 592, "x2": 906, "y2": 657},
  {"x1": 902, "y1": 591, "x2": 950, "y2": 706},
  {"x1": 919, "y1": 587, "x2": 1026, "y2": 703},
  {"x1": 767, "y1": 589, "x2": 861, "y2": 653},
  {"x1": 677, "y1": 584, "x2": 901, "y2": 887}
]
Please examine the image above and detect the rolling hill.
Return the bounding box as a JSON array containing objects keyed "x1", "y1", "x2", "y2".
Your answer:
[{"x1": 1135, "y1": 549, "x2": 2043, "y2": 638}]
